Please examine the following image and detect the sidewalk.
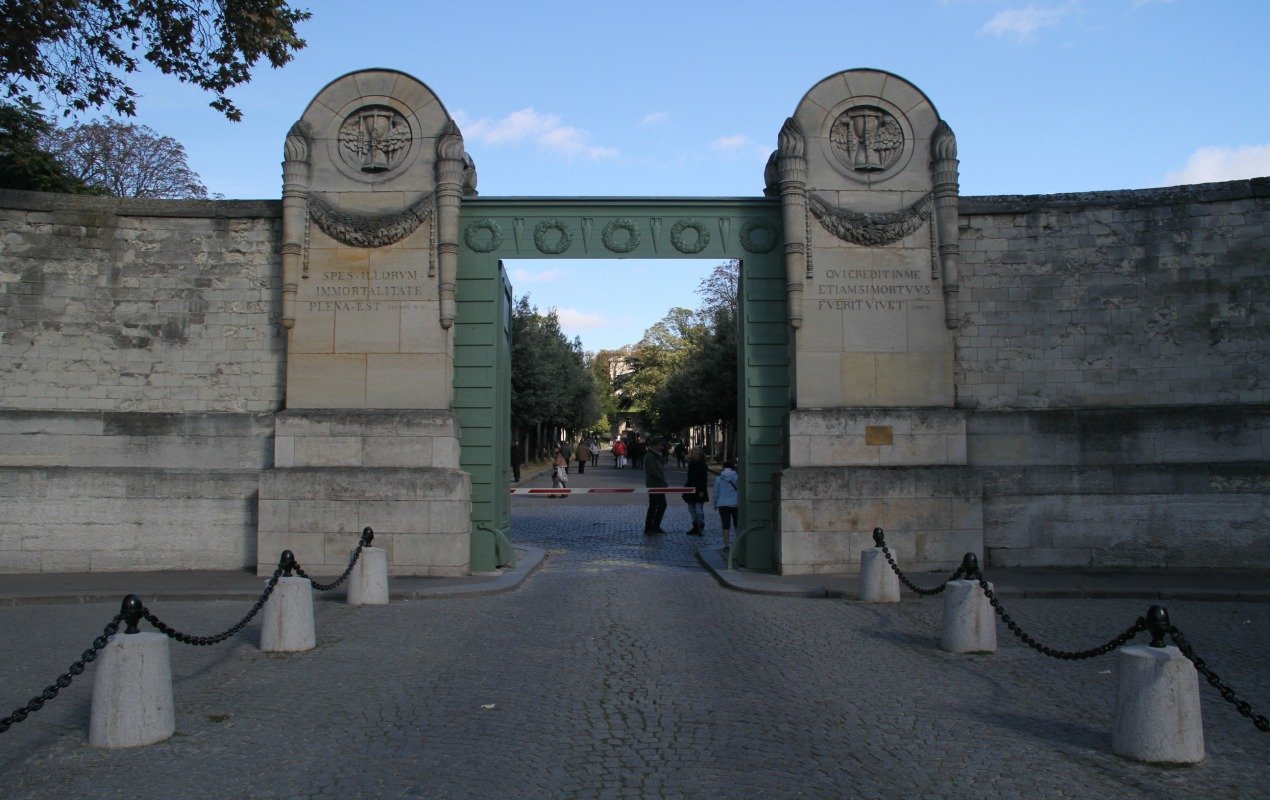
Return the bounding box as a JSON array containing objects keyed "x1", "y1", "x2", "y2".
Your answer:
[
  {"x1": 697, "y1": 546, "x2": 1270, "y2": 602},
  {"x1": 0, "y1": 546, "x2": 546, "y2": 606}
]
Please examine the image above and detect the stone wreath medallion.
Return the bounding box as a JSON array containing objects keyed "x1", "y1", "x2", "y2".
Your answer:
[
  {"x1": 739, "y1": 219, "x2": 779, "y2": 254},
  {"x1": 463, "y1": 218, "x2": 504, "y2": 253},
  {"x1": 601, "y1": 218, "x2": 641, "y2": 253},
  {"x1": 828, "y1": 104, "x2": 906, "y2": 177},
  {"x1": 533, "y1": 219, "x2": 573, "y2": 255},
  {"x1": 670, "y1": 219, "x2": 710, "y2": 254}
]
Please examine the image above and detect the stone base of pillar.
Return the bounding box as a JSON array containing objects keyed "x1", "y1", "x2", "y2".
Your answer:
[
  {"x1": 858, "y1": 548, "x2": 900, "y2": 602},
  {"x1": 89, "y1": 632, "x2": 175, "y2": 748},
  {"x1": 1113, "y1": 645, "x2": 1204, "y2": 764},
  {"x1": 348, "y1": 546, "x2": 389, "y2": 605},
  {"x1": 940, "y1": 579, "x2": 997, "y2": 653},
  {"x1": 260, "y1": 576, "x2": 316, "y2": 652}
]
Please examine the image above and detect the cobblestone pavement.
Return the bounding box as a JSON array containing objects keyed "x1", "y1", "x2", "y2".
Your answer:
[{"x1": 2, "y1": 460, "x2": 1267, "y2": 798}]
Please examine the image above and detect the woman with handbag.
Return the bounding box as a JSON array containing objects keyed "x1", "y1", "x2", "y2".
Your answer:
[
  {"x1": 551, "y1": 448, "x2": 569, "y2": 498},
  {"x1": 683, "y1": 447, "x2": 708, "y2": 536}
]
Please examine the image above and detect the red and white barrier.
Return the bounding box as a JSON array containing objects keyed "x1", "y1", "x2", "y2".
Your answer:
[{"x1": 509, "y1": 487, "x2": 695, "y2": 495}]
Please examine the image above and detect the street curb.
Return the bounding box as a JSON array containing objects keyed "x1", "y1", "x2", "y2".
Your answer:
[
  {"x1": 696, "y1": 547, "x2": 1270, "y2": 602},
  {"x1": 0, "y1": 547, "x2": 547, "y2": 607}
]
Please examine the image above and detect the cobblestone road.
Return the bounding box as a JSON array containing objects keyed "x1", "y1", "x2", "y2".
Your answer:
[{"x1": 2, "y1": 461, "x2": 1267, "y2": 798}]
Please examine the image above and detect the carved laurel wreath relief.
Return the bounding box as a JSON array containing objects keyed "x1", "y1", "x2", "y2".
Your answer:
[
  {"x1": 807, "y1": 192, "x2": 932, "y2": 247},
  {"x1": 307, "y1": 191, "x2": 435, "y2": 248}
]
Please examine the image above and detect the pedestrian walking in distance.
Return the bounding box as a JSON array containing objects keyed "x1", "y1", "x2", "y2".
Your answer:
[
  {"x1": 684, "y1": 447, "x2": 708, "y2": 536},
  {"x1": 714, "y1": 460, "x2": 739, "y2": 553},
  {"x1": 560, "y1": 438, "x2": 573, "y2": 474},
  {"x1": 551, "y1": 448, "x2": 569, "y2": 498},
  {"x1": 575, "y1": 439, "x2": 591, "y2": 474},
  {"x1": 643, "y1": 438, "x2": 669, "y2": 534},
  {"x1": 590, "y1": 436, "x2": 600, "y2": 468},
  {"x1": 511, "y1": 438, "x2": 524, "y2": 483}
]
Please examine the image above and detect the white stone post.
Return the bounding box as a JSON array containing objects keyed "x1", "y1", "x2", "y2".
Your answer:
[
  {"x1": 89, "y1": 630, "x2": 175, "y2": 748},
  {"x1": 260, "y1": 571, "x2": 316, "y2": 653},
  {"x1": 1112, "y1": 616, "x2": 1205, "y2": 764},
  {"x1": 858, "y1": 548, "x2": 900, "y2": 603},
  {"x1": 347, "y1": 546, "x2": 389, "y2": 606},
  {"x1": 941, "y1": 579, "x2": 997, "y2": 653}
]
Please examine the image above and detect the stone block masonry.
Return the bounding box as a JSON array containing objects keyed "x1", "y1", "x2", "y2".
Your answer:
[{"x1": 0, "y1": 190, "x2": 284, "y2": 413}]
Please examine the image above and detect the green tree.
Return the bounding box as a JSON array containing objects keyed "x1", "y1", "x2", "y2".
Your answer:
[
  {"x1": 510, "y1": 295, "x2": 601, "y2": 442},
  {"x1": 0, "y1": 98, "x2": 98, "y2": 192},
  {"x1": 42, "y1": 118, "x2": 209, "y2": 198},
  {"x1": 1, "y1": 0, "x2": 310, "y2": 120}
]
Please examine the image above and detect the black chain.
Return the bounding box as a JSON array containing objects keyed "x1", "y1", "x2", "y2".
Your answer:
[
  {"x1": 292, "y1": 527, "x2": 373, "y2": 591},
  {"x1": 0, "y1": 613, "x2": 124, "y2": 733},
  {"x1": 143, "y1": 567, "x2": 283, "y2": 646},
  {"x1": 976, "y1": 577, "x2": 1146, "y2": 660},
  {"x1": 876, "y1": 541, "x2": 964, "y2": 595},
  {"x1": 1169, "y1": 625, "x2": 1269, "y2": 732}
]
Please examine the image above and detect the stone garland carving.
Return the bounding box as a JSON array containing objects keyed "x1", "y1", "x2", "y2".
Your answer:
[
  {"x1": 513, "y1": 218, "x2": 525, "y2": 251},
  {"x1": 808, "y1": 192, "x2": 932, "y2": 248},
  {"x1": 533, "y1": 219, "x2": 573, "y2": 254},
  {"x1": 718, "y1": 218, "x2": 731, "y2": 252},
  {"x1": 602, "y1": 218, "x2": 641, "y2": 253},
  {"x1": 463, "y1": 218, "x2": 504, "y2": 253},
  {"x1": 650, "y1": 218, "x2": 662, "y2": 253},
  {"x1": 739, "y1": 219, "x2": 779, "y2": 254},
  {"x1": 581, "y1": 217, "x2": 594, "y2": 252},
  {"x1": 670, "y1": 219, "x2": 710, "y2": 254},
  {"x1": 307, "y1": 191, "x2": 434, "y2": 249}
]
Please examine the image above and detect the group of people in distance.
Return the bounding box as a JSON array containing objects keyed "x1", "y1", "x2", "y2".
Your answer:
[{"x1": 512, "y1": 432, "x2": 740, "y2": 554}]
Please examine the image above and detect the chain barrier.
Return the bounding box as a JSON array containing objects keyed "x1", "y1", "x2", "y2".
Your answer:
[
  {"x1": 1168, "y1": 620, "x2": 1270, "y2": 733},
  {"x1": 143, "y1": 565, "x2": 285, "y2": 647},
  {"x1": 975, "y1": 573, "x2": 1147, "y2": 660},
  {"x1": 872, "y1": 528, "x2": 966, "y2": 595},
  {"x1": 0, "y1": 612, "x2": 124, "y2": 734},
  {"x1": 292, "y1": 527, "x2": 373, "y2": 591}
]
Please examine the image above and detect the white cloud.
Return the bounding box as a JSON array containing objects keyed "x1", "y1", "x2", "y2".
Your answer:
[
  {"x1": 640, "y1": 111, "x2": 670, "y2": 127},
  {"x1": 980, "y1": 5, "x2": 1074, "y2": 41},
  {"x1": 711, "y1": 134, "x2": 752, "y2": 152},
  {"x1": 556, "y1": 308, "x2": 607, "y2": 330},
  {"x1": 1163, "y1": 145, "x2": 1270, "y2": 186},
  {"x1": 509, "y1": 268, "x2": 565, "y2": 284},
  {"x1": 453, "y1": 108, "x2": 618, "y2": 160}
]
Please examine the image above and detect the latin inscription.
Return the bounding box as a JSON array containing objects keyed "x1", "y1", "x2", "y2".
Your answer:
[
  {"x1": 305, "y1": 270, "x2": 425, "y2": 312},
  {"x1": 815, "y1": 268, "x2": 930, "y2": 312}
]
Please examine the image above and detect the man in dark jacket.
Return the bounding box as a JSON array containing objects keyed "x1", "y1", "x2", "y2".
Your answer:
[
  {"x1": 643, "y1": 438, "x2": 668, "y2": 534},
  {"x1": 511, "y1": 438, "x2": 524, "y2": 483}
]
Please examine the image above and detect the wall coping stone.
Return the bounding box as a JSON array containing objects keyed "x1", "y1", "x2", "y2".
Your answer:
[
  {"x1": 961, "y1": 177, "x2": 1268, "y2": 215},
  {"x1": 0, "y1": 188, "x2": 280, "y2": 218}
]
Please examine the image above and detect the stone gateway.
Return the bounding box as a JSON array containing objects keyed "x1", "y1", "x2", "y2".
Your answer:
[{"x1": 0, "y1": 68, "x2": 1265, "y2": 576}]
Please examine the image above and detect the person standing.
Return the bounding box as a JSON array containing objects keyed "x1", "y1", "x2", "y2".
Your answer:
[
  {"x1": 590, "y1": 436, "x2": 600, "y2": 468},
  {"x1": 575, "y1": 439, "x2": 591, "y2": 474},
  {"x1": 551, "y1": 448, "x2": 568, "y2": 498},
  {"x1": 674, "y1": 440, "x2": 687, "y2": 469},
  {"x1": 511, "y1": 438, "x2": 524, "y2": 483},
  {"x1": 643, "y1": 438, "x2": 668, "y2": 535},
  {"x1": 630, "y1": 436, "x2": 645, "y2": 470},
  {"x1": 560, "y1": 438, "x2": 573, "y2": 474},
  {"x1": 713, "y1": 460, "x2": 739, "y2": 553},
  {"x1": 614, "y1": 437, "x2": 627, "y2": 469},
  {"x1": 683, "y1": 447, "x2": 708, "y2": 536}
]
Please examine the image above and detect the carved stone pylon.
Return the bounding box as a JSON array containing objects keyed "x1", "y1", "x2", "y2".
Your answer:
[
  {"x1": 435, "y1": 121, "x2": 466, "y2": 330},
  {"x1": 776, "y1": 117, "x2": 807, "y2": 330},
  {"x1": 931, "y1": 121, "x2": 961, "y2": 329},
  {"x1": 280, "y1": 120, "x2": 311, "y2": 329}
]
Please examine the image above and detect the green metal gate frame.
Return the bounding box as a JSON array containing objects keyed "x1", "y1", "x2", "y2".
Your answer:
[{"x1": 455, "y1": 198, "x2": 789, "y2": 572}]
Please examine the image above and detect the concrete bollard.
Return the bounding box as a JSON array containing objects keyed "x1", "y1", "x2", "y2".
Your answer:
[
  {"x1": 858, "y1": 548, "x2": 900, "y2": 603},
  {"x1": 941, "y1": 579, "x2": 997, "y2": 653},
  {"x1": 89, "y1": 630, "x2": 175, "y2": 748},
  {"x1": 347, "y1": 545, "x2": 389, "y2": 606},
  {"x1": 260, "y1": 575, "x2": 316, "y2": 652},
  {"x1": 1112, "y1": 609, "x2": 1205, "y2": 764}
]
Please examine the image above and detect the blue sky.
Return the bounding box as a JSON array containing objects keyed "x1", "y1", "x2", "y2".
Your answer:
[{"x1": 52, "y1": 0, "x2": 1270, "y2": 352}]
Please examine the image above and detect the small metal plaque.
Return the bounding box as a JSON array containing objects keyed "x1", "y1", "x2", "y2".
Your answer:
[{"x1": 865, "y1": 426, "x2": 893, "y2": 446}]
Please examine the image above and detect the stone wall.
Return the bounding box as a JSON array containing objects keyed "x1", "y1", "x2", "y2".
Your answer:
[
  {"x1": 0, "y1": 190, "x2": 284, "y2": 412},
  {"x1": 0, "y1": 190, "x2": 283, "y2": 572},
  {"x1": 957, "y1": 180, "x2": 1267, "y2": 409},
  {"x1": 958, "y1": 180, "x2": 1268, "y2": 568}
]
